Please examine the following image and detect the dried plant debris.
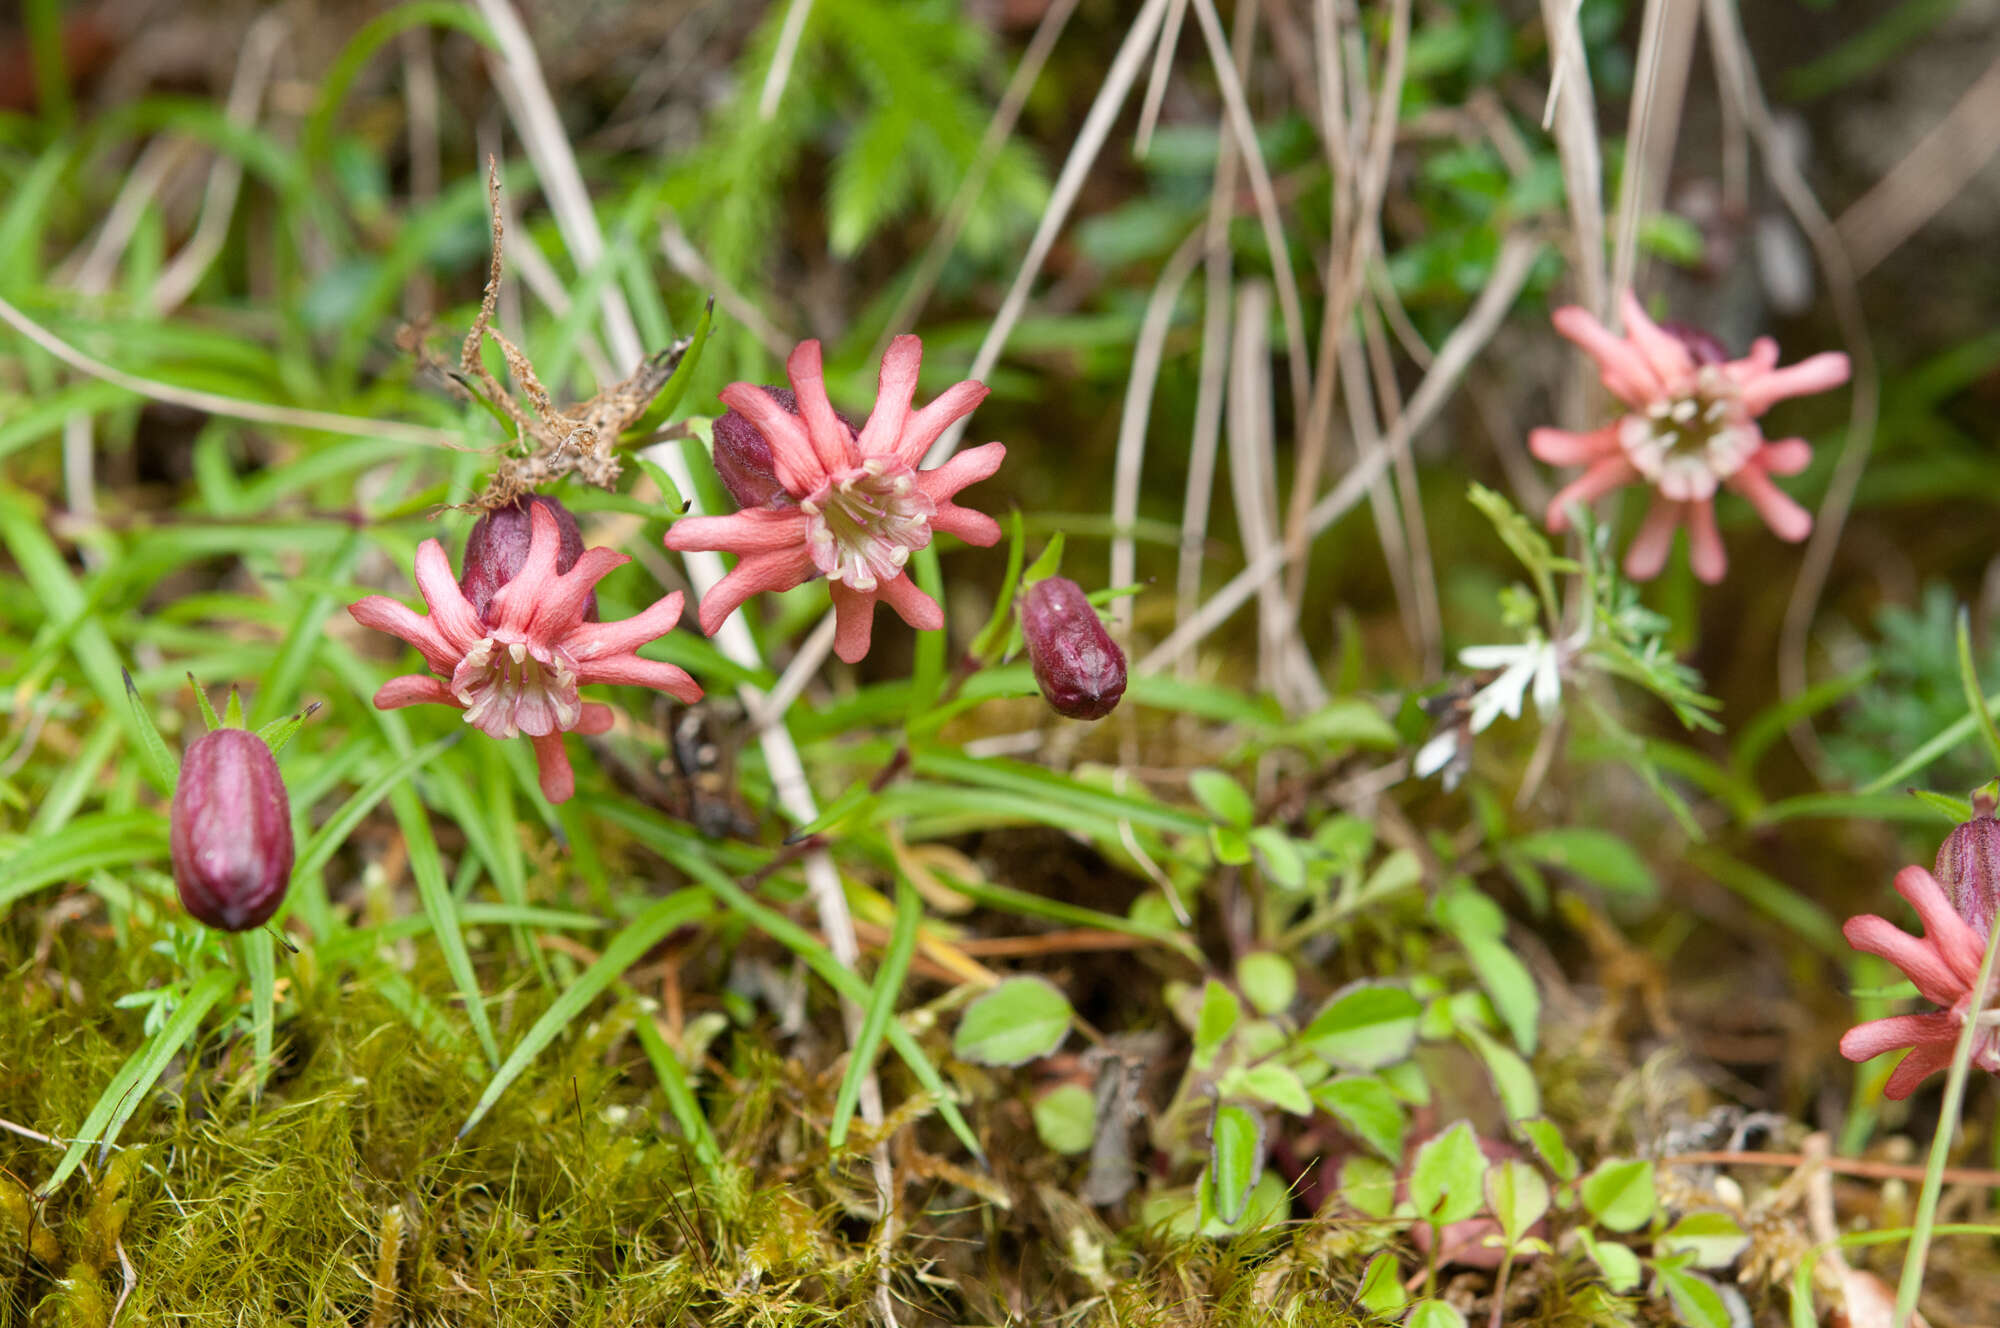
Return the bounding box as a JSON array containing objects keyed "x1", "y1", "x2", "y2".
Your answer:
[{"x1": 419, "y1": 162, "x2": 692, "y2": 510}]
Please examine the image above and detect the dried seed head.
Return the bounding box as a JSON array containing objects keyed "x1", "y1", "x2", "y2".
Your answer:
[
  {"x1": 460, "y1": 495, "x2": 593, "y2": 625},
  {"x1": 170, "y1": 729, "x2": 295, "y2": 932},
  {"x1": 1935, "y1": 789, "x2": 2000, "y2": 937},
  {"x1": 1020, "y1": 577, "x2": 1126, "y2": 720}
]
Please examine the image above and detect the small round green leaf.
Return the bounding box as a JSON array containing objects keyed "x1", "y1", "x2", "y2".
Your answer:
[
  {"x1": 1302, "y1": 982, "x2": 1422, "y2": 1069},
  {"x1": 953, "y1": 976, "x2": 1073, "y2": 1066},
  {"x1": 1032, "y1": 1083, "x2": 1095, "y2": 1155},
  {"x1": 1313, "y1": 1075, "x2": 1408, "y2": 1162},
  {"x1": 1484, "y1": 1159, "x2": 1549, "y2": 1246},
  {"x1": 1190, "y1": 768, "x2": 1254, "y2": 827},
  {"x1": 1656, "y1": 1211, "x2": 1750, "y2": 1269},
  {"x1": 1236, "y1": 951, "x2": 1297, "y2": 1015},
  {"x1": 1579, "y1": 1158, "x2": 1656, "y2": 1232},
  {"x1": 1408, "y1": 1121, "x2": 1487, "y2": 1227},
  {"x1": 1404, "y1": 1300, "x2": 1468, "y2": 1328}
]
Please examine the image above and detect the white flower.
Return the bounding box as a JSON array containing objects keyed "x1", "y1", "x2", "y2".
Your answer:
[{"x1": 1458, "y1": 638, "x2": 1564, "y2": 734}]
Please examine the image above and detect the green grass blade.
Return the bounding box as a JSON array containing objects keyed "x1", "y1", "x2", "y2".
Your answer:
[
  {"x1": 391, "y1": 783, "x2": 499, "y2": 1067},
  {"x1": 38, "y1": 967, "x2": 237, "y2": 1197},
  {"x1": 1, "y1": 812, "x2": 169, "y2": 913},
  {"x1": 1956, "y1": 607, "x2": 2000, "y2": 774},
  {"x1": 631, "y1": 1009, "x2": 723, "y2": 1176},
  {"x1": 828, "y1": 877, "x2": 922, "y2": 1150},
  {"x1": 459, "y1": 890, "x2": 714, "y2": 1138},
  {"x1": 121, "y1": 669, "x2": 179, "y2": 791}
]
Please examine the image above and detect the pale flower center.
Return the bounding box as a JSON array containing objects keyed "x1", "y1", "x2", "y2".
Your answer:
[
  {"x1": 1616, "y1": 368, "x2": 1761, "y2": 501},
  {"x1": 451, "y1": 636, "x2": 582, "y2": 739},
  {"x1": 800, "y1": 459, "x2": 935, "y2": 592}
]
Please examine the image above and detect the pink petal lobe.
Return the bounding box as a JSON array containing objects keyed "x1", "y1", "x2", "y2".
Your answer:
[
  {"x1": 1617, "y1": 290, "x2": 1694, "y2": 384},
  {"x1": 577, "y1": 702, "x2": 617, "y2": 735},
  {"x1": 1529, "y1": 425, "x2": 1621, "y2": 465},
  {"x1": 576, "y1": 653, "x2": 704, "y2": 703},
  {"x1": 930, "y1": 503, "x2": 1002, "y2": 547},
  {"x1": 530, "y1": 732, "x2": 576, "y2": 803},
  {"x1": 1897, "y1": 865, "x2": 1988, "y2": 987},
  {"x1": 373, "y1": 674, "x2": 459, "y2": 710},
  {"x1": 1840, "y1": 1012, "x2": 1958, "y2": 1062},
  {"x1": 892, "y1": 379, "x2": 990, "y2": 467},
  {"x1": 1685, "y1": 497, "x2": 1727, "y2": 583},
  {"x1": 525, "y1": 546, "x2": 627, "y2": 640},
  {"x1": 566, "y1": 591, "x2": 685, "y2": 662},
  {"x1": 855, "y1": 334, "x2": 922, "y2": 460},
  {"x1": 694, "y1": 547, "x2": 818, "y2": 637},
  {"x1": 1551, "y1": 305, "x2": 1663, "y2": 407},
  {"x1": 1622, "y1": 497, "x2": 1682, "y2": 580},
  {"x1": 1728, "y1": 468, "x2": 1812, "y2": 542},
  {"x1": 786, "y1": 340, "x2": 856, "y2": 477},
  {"x1": 1757, "y1": 438, "x2": 1813, "y2": 475},
  {"x1": 876, "y1": 572, "x2": 944, "y2": 631},
  {"x1": 1739, "y1": 352, "x2": 1851, "y2": 415},
  {"x1": 1883, "y1": 1041, "x2": 1957, "y2": 1100},
  {"x1": 1544, "y1": 456, "x2": 1640, "y2": 532},
  {"x1": 914, "y1": 441, "x2": 1006, "y2": 504},
  {"x1": 349, "y1": 596, "x2": 461, "y2": 676},
  {"x1": 829, "y1": 581, "x2": 878, "y2": 663},
  {"x1": 719, "y1": 382, "x2": 827, "y2": 494},
  {"x1": 488, "y1": 502, "x2": 565, "y2": 637},
  {"x1": 1844, "y1": 912, "x2": 1969, "y2": 1008},
  {"x1": 663, "y1": 507, "x2": 811, "y2": 557},
  {"x1": 413, "y1": 540, "x2": 487, "y2": 650}
]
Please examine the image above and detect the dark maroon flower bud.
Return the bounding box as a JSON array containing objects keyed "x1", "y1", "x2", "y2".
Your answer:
[
  {"x1": 460, "y1": 495, "x2": 593, "y2": 625},
  {"x1": 711, "y1": 387, "x2": 862, "y2": 511},
  {"x1": 1020, "y1": 577, "x2": 1126, "y2": 720},
  {"x1": 1935, "y1": 790, "x2": 2000, "y2": 937},
  {"x1": 1660, "y1": 321, "x2": 1730, "y2": 367},
  {"x1": 171, "y1": 729, "x2": 295, "y2": 932}
]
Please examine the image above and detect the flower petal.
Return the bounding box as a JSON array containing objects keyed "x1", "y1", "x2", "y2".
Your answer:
[
  {"x1": 854, "y1": 334, "x2": 923, "y2": 461},
  {"x1": 1756, "y1": 437, "x2": 1813, "y2": 476},
  {"x1": 914, "y1": 441, "x2": 1006, "y2": 505},
  {"x1": 1545, "y1": 456, "x2": 1640, "y2": 532},
  {"x1": 413, "y1": 540, "x2": 487, "y2": 651},
  {"x1": 530, "y1": 731, "x2": 576, "y2": 803},
  {"x1": 1840, "y1": 1012, "x2": 1958, "y2": 1062},
  {"x1": 1739, "y1": 352, "x2": 1851, "y2": 416},
  {"x1": 1883, "y1": 1041, "x2": 1957, "y2": 1100},
  {"x1": 1728, "y1": 467, "x2": 1812, "y2": 542},
  {"x1": 487, "y1": 501, "x2": 565, "y2": 637},
  {"x1": 349, "y1": 595, "x2": 461, "y2": 676},
  {"x1": 1529, "y1": 425, "x2": 1621, "y2": 465},
  {"x1": 719, "y1": 382, "x2": 828, "y2": 495},
  {"x1": 575, "y1": 653, "x2": 704, "y2": 703},
  {"x1": 525, "y1": 546, "x2": 628, "y2": 641},
  {"x1": 1622, "y1": 497, "x2": 1683, "y2": 581},
  {"x1": 1551, "y1": 305, "x2": 1664, "y2": 407},
  {"x1": 577, "y1": 702, "x2": 617, "y2": 735},
  {"x1": 876, "y1": 572, "x2": 944, "y2": 631},
  {"x1": 786, "y1": 340, "x2": 857, "y2": 477},
  {"x1": 1685, "y1": 497, "x2": 1727, "y2": 584},
  {"x1": 1844, "y1": 913, "x2": 1968, "y2": 1008},
  {"x1": 1618, "y1": 290, "x2": 1695, "y2": 385},
  {"x1": 829, "y1": 581, "x2": 877, "y2": 663},
  {"x1": 373, "y1": 674, "x2": 459, "y2": 710},
  {"x1": 930, "y1": 503, "x2": 1002, "y2": 547},
  {"x1": 693, "y1": 547, "x2": 818, "y2": 637},
  {"x1": 566, "y1": 591, "x2": 685, "y2": 662},
  {"x1": 1897, "y1": 864, "x2": 1988, "y2": 988},
  {"x1": 663, "y1": 507, "x2": 811, "y2": 557},
  {"x1": 891, "y1": 379, "x2": 990, "y2": 468}
]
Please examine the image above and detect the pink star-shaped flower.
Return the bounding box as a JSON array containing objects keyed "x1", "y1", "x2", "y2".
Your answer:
[
  {"x1": 1840, "y1": 865, "x2": 2000, "y2": 1100},
  {"x1": 348, "y1": 501, "x2": 701, "y2": 803},
  {"x1": 663, "y1": 334, "x2": 1005, "y2": 663},
  {"x1": 1530, "y1": 291, "x2": 1850, "y2": 583}
]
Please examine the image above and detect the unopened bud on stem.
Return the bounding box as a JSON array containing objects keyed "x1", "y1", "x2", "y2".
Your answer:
[
  {"x1": 1936, "y1": 789, "x2": 2000, "y2": 937},
  {"x1": 1020, "y1": 577, "x2": 1126, "y2": 720},
  {"x1": 171, "y1": 729, "x2": 295, "y2": 932}
]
